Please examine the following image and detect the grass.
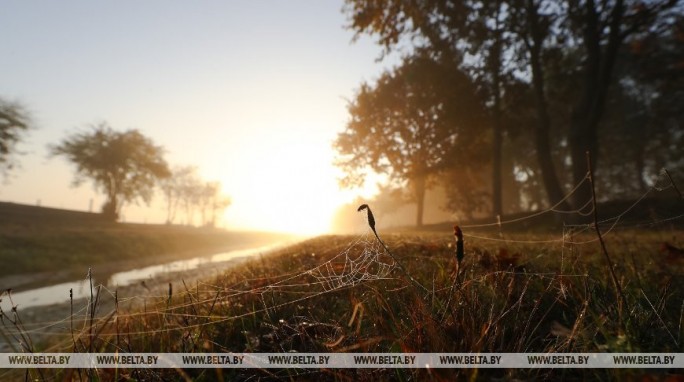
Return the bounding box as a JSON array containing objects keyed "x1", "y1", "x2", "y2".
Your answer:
[
  {"x1": 0, "y1": 202, "x2": 291, "y2": 279},
  {"x1": 4, "y1": 224, "x2": 683, "y2": 381}
]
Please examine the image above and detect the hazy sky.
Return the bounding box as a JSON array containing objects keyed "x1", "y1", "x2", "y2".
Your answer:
[{"x1": 1, "y1": 1, "x2": 398, "y2": 234}]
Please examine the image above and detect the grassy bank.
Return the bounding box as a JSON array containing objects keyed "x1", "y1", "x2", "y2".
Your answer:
[
  {"x1": 6, "y1": 225, "x2": 683, "y2": 381},
  {"x1": 0, "y1": 202, "x2": 291, "y2": 277}
]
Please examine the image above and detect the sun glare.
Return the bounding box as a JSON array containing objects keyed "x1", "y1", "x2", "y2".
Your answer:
[{"x1": 220, "y1": 128, "x2": 354, "y2": 236}]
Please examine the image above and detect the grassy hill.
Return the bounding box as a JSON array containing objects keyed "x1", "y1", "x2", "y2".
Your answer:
[
  {"x1": 0, "y1": 201, "x2": 291, "y2": 277},
  {"x1": 18, "y1": 228, "x2": 684, "y2": 381},
  {"x1": 2, "y1": 199, "x2": 684, "y2": 380}
]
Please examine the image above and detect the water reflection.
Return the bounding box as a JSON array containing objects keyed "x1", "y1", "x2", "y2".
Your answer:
[
  {"x1": 108, "y1": 257, "x2": 206, "y2": 287},
  {"x1": 1, "y1": 279, "x2": 93, "y2": 309}
]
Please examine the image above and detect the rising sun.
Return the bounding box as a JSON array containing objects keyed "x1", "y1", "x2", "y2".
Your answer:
[{"x1": 219, "y1": 128, "x2": 357, "y2": 236}]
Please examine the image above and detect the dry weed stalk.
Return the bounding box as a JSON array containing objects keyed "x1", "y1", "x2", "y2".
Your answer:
[{"x1": 586, "y1": 152, "x2": 628, "y2": 325}]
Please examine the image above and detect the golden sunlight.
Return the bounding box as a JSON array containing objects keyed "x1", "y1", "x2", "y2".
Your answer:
[{"x1": 220, "y1": 128, "x2": 355, "y2": 235}]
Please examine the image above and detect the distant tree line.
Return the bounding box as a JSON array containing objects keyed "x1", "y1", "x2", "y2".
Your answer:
[
  {"x1": 160, "y1": 165, "x2": 231, "y2": 227},
  {"x1": 336, "y1": 0, "x2": 683, "y2": 226},
  {"x1": 0, "y1": 110, "x2": 231, "y2": 226}
]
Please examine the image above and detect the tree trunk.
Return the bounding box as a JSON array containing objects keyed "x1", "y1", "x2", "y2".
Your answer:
[
  {"x1": 525, "y1": 0, "x2": 570, "y2": 210},
  {"x1": 535, "y1": 110, "x2": 569, "y2": 208},
  {"x1": 491, "y1": 4, "x2": 504, "y2": 218},
  {"x1": 569, "y1": 0, "x2": 625, "y2": 209},
  {"x1": 102, "y1": 195, "x2": 119, "y2": 221},
  {"x1": 414, "y1": 175, "x2": 426, "y2": 227},
  {"x1": 492, "y1": 113, "x2": 503, "y2": 217},
  {"x1": 165, "y1": 192, "x2": 175, "y2": 224}
]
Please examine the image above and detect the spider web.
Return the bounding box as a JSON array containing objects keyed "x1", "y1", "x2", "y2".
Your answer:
[{"x1": 302, "y1": 234, "x2": 395, "y2": 292}]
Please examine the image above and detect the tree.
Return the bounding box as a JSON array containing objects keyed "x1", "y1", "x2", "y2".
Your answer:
[
  {"x1": 544, "y1": 0, "x2": 679, "y2": 207},
  {"x1": 0, "y1": 98, "x2": 31, "y2": 179},
  {"x1": 160, "y1": 165, "x2": 189, "y2": 224},
  {"x1": 596, "y1": 16, "x2": 684, "y2": 198},
  {"x1": 200, "y1": 181, "x2": 231, "y2": 227},
  {"x1": 160, "y1": 165, "x2": 199, "y2": 224},
  {"x1": 161, "y1": 166, "x2": 232, "y2": 227},
  {"x1": 345, "y1": 0, "x2": 523, "y2": 215},
  {"x1": 51, "y1": 123, "x2": 171, "y2": 221},
  {"x1": 177, "y1": 167, "x2": 202, "y2": 225},
  {"x1": 344, "y1": 0, "x2": 681, "y2": 210},
  {"x1": 334, "y1": 55, "x2": 485, "y2": 226}
]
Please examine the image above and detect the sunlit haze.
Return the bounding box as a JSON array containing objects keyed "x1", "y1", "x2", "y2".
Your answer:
[{"x1": 0, "y1": 1, "x2": 396, "y2": 234}]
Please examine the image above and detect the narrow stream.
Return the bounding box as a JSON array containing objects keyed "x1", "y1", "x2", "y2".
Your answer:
[{"x1": 1, "y1": 242, "x2": 285, "y2": 310}]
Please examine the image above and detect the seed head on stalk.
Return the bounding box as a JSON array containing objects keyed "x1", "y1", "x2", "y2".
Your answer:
[
  {"x1": 454, "y1": 225, "x2": 464, "y2": 264},
  {"x1": 441, "y1": 225, "x2": 465, "y2": 323},
  {"x1": 357, "y1": 204, "x2": 376, "y2": 233}
]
